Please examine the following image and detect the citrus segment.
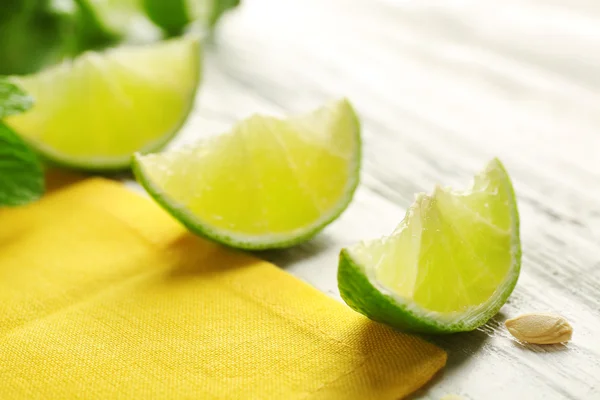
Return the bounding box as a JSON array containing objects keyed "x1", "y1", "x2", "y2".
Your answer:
[
  {"x1": 338, "y1": 159, "x2": 521, "y2": 333},
  {"x1": 133, "y1": 99, "x2": 361, "y2": 249},
  {"x1": 6, "y1": 36, "x2": 201, "y2": 171}
]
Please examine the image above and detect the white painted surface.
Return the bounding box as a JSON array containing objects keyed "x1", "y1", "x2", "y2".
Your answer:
[{"x1": 144, "y1": 0, "x2": 600, "y2": 398}]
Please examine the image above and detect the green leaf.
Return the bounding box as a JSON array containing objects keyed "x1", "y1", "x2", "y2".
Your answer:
[
  {"x1": 143, "y1": 0, "x2": 241, "y2": 37},
  {"x1": 0, "y1": 122, "x2": 44, "y2": 206},
  {"x1": 0, "y1": 0, "x2": 75, "y2": 75},
  {"x1": 0, "y1": 78, "x2": 43, "y2": 206},
  {"x1": 208, "y1": 0, "x2": 240, "y2": 28},
  {"x1": 0, "y1": 78, "x2": 34, "y2": 119},
  {"x1": 71, "y1": 0, "x2": 121, "y2": 54},
  {"x1": 143, "y1": 0, "x2": 190, "y2": 37}
]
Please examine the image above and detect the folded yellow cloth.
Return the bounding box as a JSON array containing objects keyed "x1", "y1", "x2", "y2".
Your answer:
[{"x1": 0, "y1": 179, "x2": 446, "y2": 399}]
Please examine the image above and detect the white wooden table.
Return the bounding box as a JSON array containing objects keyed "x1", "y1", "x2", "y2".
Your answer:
[{"x1": 134, "y1": 0, "x2": 600, "y2": 398}]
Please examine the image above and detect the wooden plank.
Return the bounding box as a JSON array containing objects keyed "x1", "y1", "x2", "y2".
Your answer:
[{"x1": 137, "y1": 0, "x2": 600, "y2": 398}]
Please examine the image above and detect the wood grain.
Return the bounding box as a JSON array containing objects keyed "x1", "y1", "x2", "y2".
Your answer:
[{"x1": 149, "y1": 0, "x2": 600, "y2": 398}]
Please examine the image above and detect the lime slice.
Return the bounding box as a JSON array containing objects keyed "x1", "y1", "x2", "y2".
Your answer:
[
  {"x1": 133, "y1": 99, "x2": 361, "y2": 250},
  {"x1": 338, "y1": 159, "x2": 521, "y2": 333},
  {"x1": 6, "y1": 36, "x2": 201, "y2": 171}
]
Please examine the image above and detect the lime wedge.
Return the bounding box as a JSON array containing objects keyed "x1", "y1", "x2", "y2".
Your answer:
[
  {"x1": 133, "y1": 99, "x2": 361, "y2": 250},
  {"x1": 6, "y1": 36, "x2": 201, "y2": 171},
  {"x1": 338, "y1": 159, "x2": 521, "y2": 333}
]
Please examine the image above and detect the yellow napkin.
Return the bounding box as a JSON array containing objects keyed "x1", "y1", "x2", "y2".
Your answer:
[{"x1": 0, "y1": 179, "x2": 446, "y2": 399}]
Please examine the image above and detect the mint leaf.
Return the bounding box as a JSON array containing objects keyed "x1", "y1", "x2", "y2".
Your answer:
[
  {"x1": 0, "y1": 122, "x2": 44, "y2": 206},
  {"x1": 143, "y1": 0, "x2": 241, "y2": 36},
  {"x1": 0, "y1": 0, "x2": 75, "y2": 75},
  {"x1": 71, "y1": 0, "x2": 120, "y2": 54},
  {"x1": 208, "y1": 0, "x2": 240, "y2": 28},
  {"x1": 0, "y1": 78, "x2": 43, "y2": 206},
  {"x1": 0, "y1": 78, "x2": 34, "y2": 118}
]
